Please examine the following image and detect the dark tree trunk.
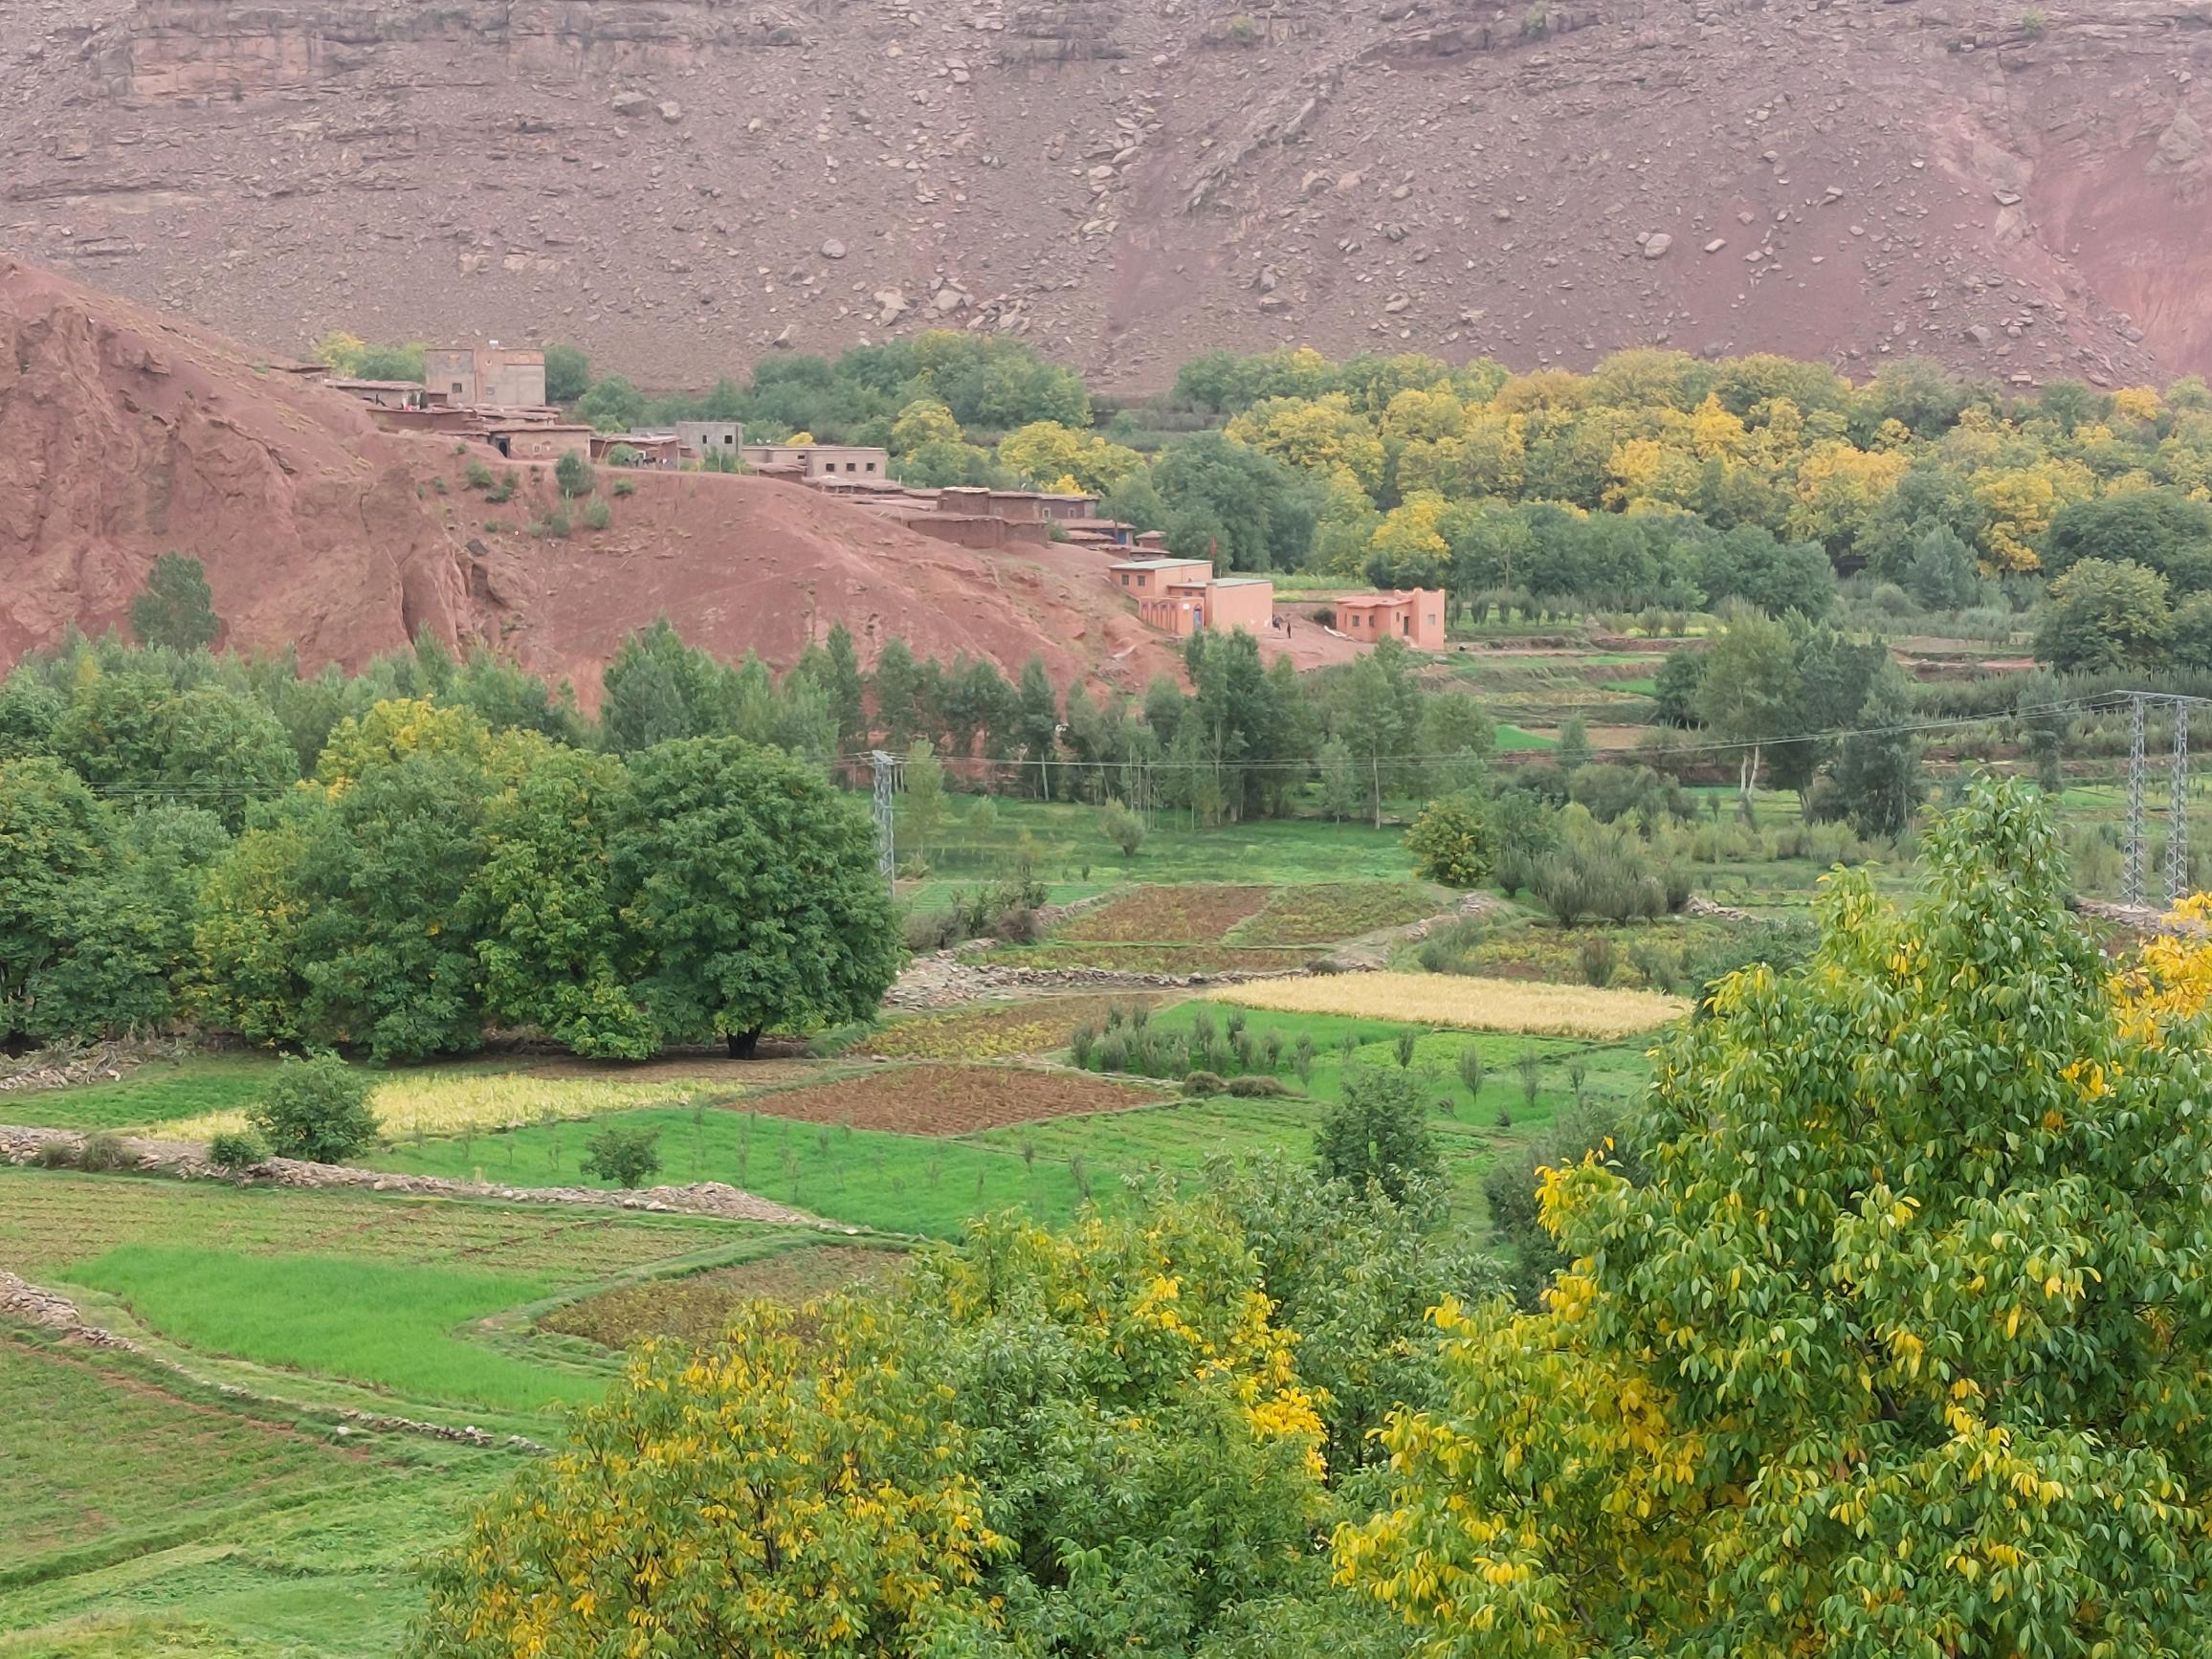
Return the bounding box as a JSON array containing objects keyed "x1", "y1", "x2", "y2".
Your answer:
[{"x1": 726, "y1": 1029, "x2": 763, "y2": 1060}]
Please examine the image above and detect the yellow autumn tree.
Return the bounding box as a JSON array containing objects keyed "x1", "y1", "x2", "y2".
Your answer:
[
  {"x1": 1226, "y1": 393, "x2": 1387, "y2": 494},
  {"x1": 1337, "y1": 779, "x2": 2212, "y2": 1657}
]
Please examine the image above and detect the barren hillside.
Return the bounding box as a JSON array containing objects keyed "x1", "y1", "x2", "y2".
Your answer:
[
  {"x1": 2, "y1": 0, "x2": 2205, "y2": 390},
  {"x1": 0, "y1": 255, "x2": 1183, "y2": 696}
]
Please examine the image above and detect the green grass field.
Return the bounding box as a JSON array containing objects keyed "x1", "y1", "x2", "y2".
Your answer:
[
  {"x1": 61, "y1": 1248, "x2": 612, "y2": 1414},
  {"x1": 0, "y1": 1341, "x2": 380, "y2": 1589},
  {"x1": 0, "y1": 1059, "x2": 277, "y2": 1132}
]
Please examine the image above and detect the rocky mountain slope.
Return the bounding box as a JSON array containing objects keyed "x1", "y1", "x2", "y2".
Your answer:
[
  {"x1": 0, "y1": 255, "x2": 1182, "y2": 696},
  {"x1": 3, "y1": 0, "x2": 2205, "y2": 390}
]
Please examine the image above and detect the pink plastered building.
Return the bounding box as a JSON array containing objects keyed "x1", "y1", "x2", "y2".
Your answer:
[
  {"x1": 1335, "y1": 588, "x2": 1448, "y2": 650},
  {"x1": 1109, "y1": 559, "x2": 1275, "y2": 638}
]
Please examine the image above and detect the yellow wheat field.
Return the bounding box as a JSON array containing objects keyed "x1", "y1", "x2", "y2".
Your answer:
[
  {"x1": 168, "y1": 1073, "x2": 713, "y2": 1143},
  {"x1": 1204, "y1": 973, "x2": 1689, "y2": 1040}
]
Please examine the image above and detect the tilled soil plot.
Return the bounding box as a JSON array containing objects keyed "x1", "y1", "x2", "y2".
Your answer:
[
  {"x1": 737, "y1": 1063, "x2": 1166, "y2": 1136},
  {"x1": 1052, "y1": 885, "x2": 1274, "y2": 943},
  {"x1": 860, "y1": 992, "x2": 1167, "y2": 1060}
]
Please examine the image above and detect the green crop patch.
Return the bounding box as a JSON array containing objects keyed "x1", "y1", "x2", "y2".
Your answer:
[
  {"x1": 0, "y1": 1169, "x2": 760, "y2": 1284},
  {"x1": 0, "y1": 1058, "x2": 279, "y2": 1132},
  {"x1": 60, "y1": 1247, "x2": 606, "y2": 1414},
  {"x1": 369, "y1": 1106, "x2": 1095, "y2": 1238},
  {"x1": 0, "y1": 1341, "x2": 375, "y2": 1584}
]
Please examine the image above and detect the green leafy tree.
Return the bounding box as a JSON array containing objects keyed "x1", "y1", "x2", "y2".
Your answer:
[
  {"x1": 1553, "y1": 713, "x2": 1589, "y2": 772},
  {"x1": 188, "y1": 790, "x2": 329, "y2": 1047},
  {"x1": 598, "y1": 619, "x2": 731, "y2": 752},
  {"x1": 1904, "y1": 523, "x2": 1980, "y2": 610},
  {"x1": 574, "y1": 375, "x2": 646, "y2": 432},
  {"x1": 1820, "y1": 663, "x2": 1924, "y2": 838},
  {"x1": 1405, "y1": 792, "x2": 1492, "y2": 887},
  {"x1": 542, "y1": 343, "x2": 591, "y2": 404},
  {"x1": 615, "y1": 738, "x2": 900, "y2": 1057},
  {"x1": 0, "y1": 758, "x2": 116, "y2": 1045},
  {"x1": 0, "y1": 674, "x2": 66, "y2": 762},
  {"x1": 578, "y1": 1124, "x2": 662, "y2": 1189},
  {"x1": 2043, "y1": 487, "x2": 2212, "y2": 587},
  {"x1": 127, "y1": 553, "x2": 221, "y2": 652},
  {"x1": 35, "y1": 804, "x2": 229, "y2": 1041},
  {"x1": 466, "y1": 746, "x2": 655, "y2": 1059},
  {"x1": 1651, "y1": 649, "x2": 1705, "y2": 728},
  {"x1": 1155, "y1": 431, "x2": 1321, "y2": 571},
  {"x1": 248, "y1": 1055, "x2": 378, "y2": 1163},
  {"x1": 1486, "y1": 786, "x2": 1560, "y2": 897},
  {"x1": 869, "y1": 639, "x2": 923, "y2": 751},
  {"x1": 2035, "y1": 556, "x2": 2174, "y2": 672},
  {"x1": 1339, "y1": 779, "x2": 2212, "y2": 1655},
  {"x1": 1314, "y1": 1067, "x2": 1443, "y2": 1206},
  {"x1": 1011, "y1": 654, "x2": 1061, "y2": 799},
  {"x1": 1693, "y1": 605, "x2": 1798, "y2": 807},
  {"x1": 296, "y1": 749, "x2": 496, "y2": 1062}
]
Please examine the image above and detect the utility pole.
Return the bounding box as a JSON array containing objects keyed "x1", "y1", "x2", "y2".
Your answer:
[{"x1": 870, "y1": 749, "x2": 897, "y2": 891}]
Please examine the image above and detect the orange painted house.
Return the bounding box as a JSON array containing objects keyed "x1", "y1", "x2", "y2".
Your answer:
[{"x1": 1335, "y1": 588, "x2": 1448, "y2": 650}]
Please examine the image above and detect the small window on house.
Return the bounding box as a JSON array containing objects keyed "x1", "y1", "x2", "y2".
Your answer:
[
  {"x1": 452, "y1": 382, "x2": 465, "y2": 396},
  {"x1": 865, "y1": 461, "x2": 877, "y2": 472}
]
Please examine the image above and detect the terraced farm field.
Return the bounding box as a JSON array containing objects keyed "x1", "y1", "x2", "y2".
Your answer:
[{"x1": 733, "y1": 1063, "x2": 1167, "y2": 1134}]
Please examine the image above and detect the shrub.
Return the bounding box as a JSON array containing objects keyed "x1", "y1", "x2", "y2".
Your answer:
[
  {"x1": 533, "y1": 507, "x2": 574, "y2": 540},
  {"x1": 1183, "y1": 1070, "x2": 1227, "y2": 1096},
  {"x1": 1579, "y1": 934, "x2": 1618, "y2": 987},
  {"x1": 1405, "y1": 793, "x2": 1492, "y2": 888},
  {"x1": 554, "y1": 451, "x2": 596, "y2": 498},
  {"x1": 611, "y1": 477, "x2": 637, "y2": 498},
  {"x1": 486, "y1": 472, "x2": 517, "y2": 504},
  {"x1": 1394, "y1": 1030, "x2": 1419, "y2": 1069},
  {"x1": 249, "y1": 1056, "x2": 378, "y2": 1163},
  {"x1": 77, "y1": 1132, "x2": 132, "y2": 1172},
  {"x1": 583, "y1": 498, "x2": 612, "y2": 532},
  {"x1": 2019, "y1": 6, "x2": 2047, "y2": 33},
  {"x1": 1069, "y1": 1024, "x2": 1097, "y2": 1069},
  {"x1": 1293, "y1": 1033, "x2": 1316, "y2": 1083},
  {"x1": 33, "y1": 1139, "x2": 76, "y2": 1169},
  {"x1": 207, "y1": 1129, "x2": 268, "y2": 1171},
  {"x1": 1314, "y1": 1067, "x2": 1442, "y2": 1206},
  {"x1": 1224, "y1": 1073, "x2": 1291, "y2": 1097},
  {"x1": 904, "y1": 908, "x2": 961, "y2": 953},
  {"x1": 465, "y1": 459, "x2": 496, "y2": 490},
  {"x1": 1515, "y1": 1048, "x2": 1542, "y2": 1109},
  {"x1": 579, "y1": 1124, "x2": 663, "y2": 1189}
]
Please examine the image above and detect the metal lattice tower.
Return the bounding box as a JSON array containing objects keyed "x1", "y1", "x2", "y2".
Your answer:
[
  {"x1": 870, "y1": 750, "x2": 897, "y2": 886},
  {"x1": 2169, "y1": 699, "x2": 2192, "y2": 906},
  {"x1": 2125, "y1": 695, "x2": 2148, "y2": 909}
]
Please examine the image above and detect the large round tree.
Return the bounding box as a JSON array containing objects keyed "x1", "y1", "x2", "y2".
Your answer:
[
  {"x1": 616, "y1": 737, "x2": 899, "y2": 1057},
  {"x1": 1338, "y1": 777, "x2": 2212, "y2": 1655}
]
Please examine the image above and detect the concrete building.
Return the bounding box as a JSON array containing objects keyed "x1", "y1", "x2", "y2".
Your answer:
[
  {"x1": 1334, "y1": 588, "x2": 1448, "y2": 650},
  {"x1": 424, "y1": 344, "x2": 546, "y2": 409},
  {"x1": 742, "y1": 442, "x2": 888, "y2": 480},
  {"x1": 675, "y1": 420, "x2": 743, "y2": 461}
]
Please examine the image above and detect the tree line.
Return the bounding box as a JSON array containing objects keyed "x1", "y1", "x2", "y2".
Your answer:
[{"x1": 0, "y1": 679, "x2": 898, "y2": 1060}]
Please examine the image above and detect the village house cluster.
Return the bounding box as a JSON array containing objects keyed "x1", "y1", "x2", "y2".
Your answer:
[{"x1": 318, "y1": 343, "x2": 1446, "y2": 652}]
